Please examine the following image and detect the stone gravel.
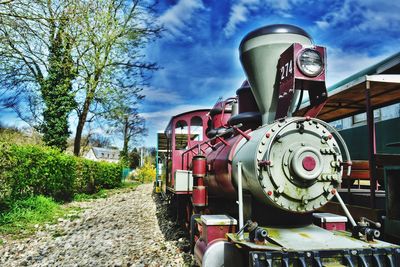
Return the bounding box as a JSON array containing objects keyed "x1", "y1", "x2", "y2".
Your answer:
[{"x1": 0, "y1": 183, "x2": 194, "y2": 267}]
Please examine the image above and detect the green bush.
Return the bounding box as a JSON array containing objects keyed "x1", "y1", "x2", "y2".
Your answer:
[
  {"x1": 0, "y1": 143, "x2": 122, "y2": 209},
  {"x1": 135, "y1": 162, "x2": 156, "y2": 183}
]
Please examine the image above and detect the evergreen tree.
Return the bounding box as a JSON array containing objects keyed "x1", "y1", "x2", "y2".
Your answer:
[{"x1": 40, "y1": 16, "x2": 76, "y2": 150}]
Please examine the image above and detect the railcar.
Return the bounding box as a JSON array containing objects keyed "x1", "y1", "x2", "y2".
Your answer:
[{"x1": 156, "y1": 24, "x2": 400, "y2": 266}]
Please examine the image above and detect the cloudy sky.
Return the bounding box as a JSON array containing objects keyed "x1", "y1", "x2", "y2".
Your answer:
[
  {"x1": 141, "y1": 0, "x2": 400, "y2": 147},
  {"x1": 1, "y1": 0, "x2": 400, "y2": 148}
]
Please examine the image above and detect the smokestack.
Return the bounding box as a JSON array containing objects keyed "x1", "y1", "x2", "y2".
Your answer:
[{"x1": 239, "y1": 24, "x2": 313, "y2": 124}]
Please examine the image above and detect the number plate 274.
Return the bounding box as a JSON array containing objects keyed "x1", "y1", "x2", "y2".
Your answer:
[{"x1": 280, "y1": 59, "x2": 293, "y2": 81}]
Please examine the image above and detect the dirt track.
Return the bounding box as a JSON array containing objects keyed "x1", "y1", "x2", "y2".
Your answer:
[{"x1": 0, "y1": 183, "x2": 192, "y2": 267}]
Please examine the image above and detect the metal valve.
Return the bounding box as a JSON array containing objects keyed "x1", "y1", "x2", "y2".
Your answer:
[
  {"x1": 352, "y1": 217, "x2": 381, "y2": 241},
  {"x1": 247, "y1": 220, "x2": 269, "y2": 243}
]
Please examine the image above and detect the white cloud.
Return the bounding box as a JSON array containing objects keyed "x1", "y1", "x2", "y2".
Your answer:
[
  {"x1": 223, "y1": 0, "x2": 302, "y2": 37},
  {"x1": 142, "y1": 104, "x2": 210, "y2": 133},
  {"x1": 142, "y1": 86, "x2": 184, "y2": 104},
  {"x1": 315, "y1": 20, "x2": 329, "y2": 30},
  {"x1": 315, "y1": 0, "x2": 400, "y2": 32},
  {"x1": 315, "y1": 0, "x2": 353, "y2": 30},
  {"x1": 158, "y1": 0, "x2": 205, "y2": 39},
  {"x1": 326, "y1": 47, "x2": 390, "y2": 86},
  {"x1": 357, "y1": 8, "x2": 400, "y2": 31},
  {"x1": 142, "y1": 104, "x2": 209, "y2": 121},
  {"x1": 223, "y1": 0, "x2": 261, "y2": 38}
]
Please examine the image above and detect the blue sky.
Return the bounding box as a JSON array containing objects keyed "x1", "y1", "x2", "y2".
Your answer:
[
  {"x1": 141, "y1": 0, "x2": 400, "y2": 147},
  {"x1": 1, "y1": 0, "x2": 400, "y2": 149}
]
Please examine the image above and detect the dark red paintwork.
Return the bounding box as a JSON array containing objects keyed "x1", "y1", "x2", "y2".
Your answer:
[
  {"x1": 192, "y1": 155, "x2": 207, "y2": 178},
  {"x1": 212, "y1": 113, "x2": 230, "y2": 129},
  {"x1": 210, "y1": 101, "x2": 232, "y2": 129},
  {"x1": 205, "y1": 133, "x2": 246, "y2": 197},
  {"x1": 201, "y1": 224, "x2": 236, "y2": 245},
  {"x1": 323, "y1": 222, "x2": 346, "y2": 231},
  {"x1": 193, "y1": 186, "x2": 208, "y2": 206}
]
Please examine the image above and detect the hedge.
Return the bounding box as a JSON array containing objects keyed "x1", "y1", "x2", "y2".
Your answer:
[{"x1": 0, "y1": 143, "x2": 122, "y2": 207}]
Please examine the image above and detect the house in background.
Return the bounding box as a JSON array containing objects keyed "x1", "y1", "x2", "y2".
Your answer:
[{"x1": 84, "y1": 147, "x2": 120, "y2": 163}]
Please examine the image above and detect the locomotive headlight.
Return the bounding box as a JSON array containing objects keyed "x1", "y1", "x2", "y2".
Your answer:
[{"x1": 297, "y1": 49, "x2": 323, "y2": 77}]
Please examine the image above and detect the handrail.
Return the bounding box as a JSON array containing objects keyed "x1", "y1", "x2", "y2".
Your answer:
[
  {"x1": 219, "y1": 97, "x2": 238, "y2": 128},
  {"x1": 180, "y1": 123, "x2": 243, "y2": 169}
]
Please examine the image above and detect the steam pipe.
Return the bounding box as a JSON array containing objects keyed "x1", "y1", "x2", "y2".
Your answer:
[
  {"x1": 237, "y1": 161, "x2": 244, "y2": 240},
  {"x1": 181, "y1": 123, "x2": 243, "y2": 158}
]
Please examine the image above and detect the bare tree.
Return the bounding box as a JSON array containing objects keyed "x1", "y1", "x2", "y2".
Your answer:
[
  {"x1": 121, "y1": 110, "x2": 147, "y2": 161},
  {"x1": 89, "y1": 134, "x2": 112, "y2": 148},
  {"x1": 71, "y1": 0, "x2": 159, "y2": 155}
]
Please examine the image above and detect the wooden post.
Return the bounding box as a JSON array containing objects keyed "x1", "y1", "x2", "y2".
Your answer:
[{"x1": 365, "y1": 80, "x2": 377, "y2": 208}]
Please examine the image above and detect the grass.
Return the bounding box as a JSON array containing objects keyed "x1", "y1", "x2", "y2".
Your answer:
[
  {"x1": 73, "y1": 189, "x2": 108, "y2": 201},
  {"x1": 73, "y1": 181, "x2": 142, "y2": 202},
  {"x1": 0, "y1": 195, "x2": 75, "y2": 240},
  {"x1": 119, "y1": 180, "x2": 142, "y2": 189}
]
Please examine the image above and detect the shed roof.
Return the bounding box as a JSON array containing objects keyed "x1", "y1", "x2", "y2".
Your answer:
[{"x1": 295, "y1": 52, "x2": 400, "y2": 121}]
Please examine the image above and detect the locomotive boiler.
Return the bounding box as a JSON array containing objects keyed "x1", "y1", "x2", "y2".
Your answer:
[{"x1": 159, "y1": 24, "x2": 400, "y2": 266}]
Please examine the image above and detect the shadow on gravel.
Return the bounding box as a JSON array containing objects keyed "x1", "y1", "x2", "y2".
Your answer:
[{"x1": 152, "y1": 191, "x2": 195, "y2": 266}]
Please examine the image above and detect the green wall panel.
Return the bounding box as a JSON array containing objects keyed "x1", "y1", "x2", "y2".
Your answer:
[{"x1": 339, "y1": 117, "x2": 400, "y2": 159}]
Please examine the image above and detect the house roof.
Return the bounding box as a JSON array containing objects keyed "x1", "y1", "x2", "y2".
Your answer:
[{"x1": 92, "y1": 147, "x2": 120, "y2": 160}]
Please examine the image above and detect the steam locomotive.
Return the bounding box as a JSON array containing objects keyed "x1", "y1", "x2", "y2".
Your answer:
[{"x1": 157, "y1": 24, "x2": 400, "y2": 266}]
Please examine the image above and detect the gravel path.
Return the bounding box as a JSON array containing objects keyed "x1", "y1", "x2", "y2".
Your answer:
[{"x1": 0, "y1": 183, "x2": 193, "y2": 267}]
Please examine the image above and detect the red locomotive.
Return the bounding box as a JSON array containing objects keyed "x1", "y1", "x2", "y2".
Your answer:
[{"x1": 156, "y1": 24, "x2": 400, "y2": 266}]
